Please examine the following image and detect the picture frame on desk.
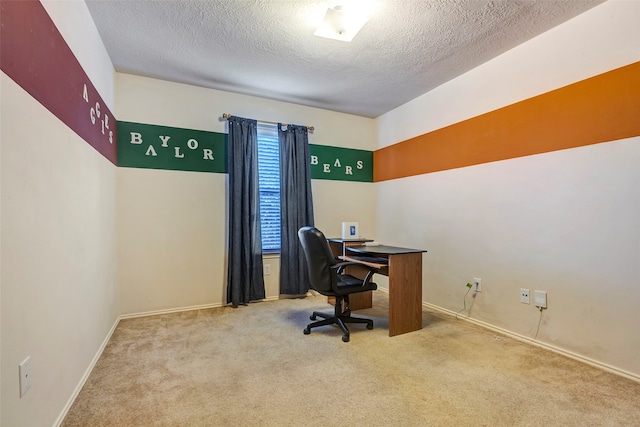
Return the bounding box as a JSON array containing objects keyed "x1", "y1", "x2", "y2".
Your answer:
[{"x1": 341, "y1": 222, "x2": 359, "y2": 239}]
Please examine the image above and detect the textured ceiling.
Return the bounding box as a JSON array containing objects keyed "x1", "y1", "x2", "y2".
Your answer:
[{"x1": 86, "y1": 0, "x2": 603, "y2": 118}]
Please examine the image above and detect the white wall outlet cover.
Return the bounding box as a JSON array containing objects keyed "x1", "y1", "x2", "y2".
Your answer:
[
  {"x1": 534, "y1": 290, "x2": 547, "y2": 308},
  {"x1": 19, "y1": 357, "x2": 32, "y2": 397}
]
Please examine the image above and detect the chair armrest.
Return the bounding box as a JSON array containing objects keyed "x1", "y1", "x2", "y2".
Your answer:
[
  {"x1": 331, "y1": 261, "x2": 361, "y2": 269},
  {"x1": 331, "y1": 260, "x2": 379, "y2": 286},
  {"x1": 331, "y1": 261, "x2": 359, "y2": 275}
]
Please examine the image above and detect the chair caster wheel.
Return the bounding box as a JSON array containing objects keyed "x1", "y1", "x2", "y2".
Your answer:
[
  {"x1": 310, "y1": 314, "x2": 316, "y2": 320},
  {"x1": 303, "y1": 327, "x2": 311, "y2": 335},
  {"x1": 342, "y1": 335, "x2": 350, "y2": 342},
  {"x1": 367, "y1": 323, "x2": 374, "y2": 330}
]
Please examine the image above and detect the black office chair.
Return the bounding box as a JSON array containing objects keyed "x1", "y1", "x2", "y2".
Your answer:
[{"x1": 297, "y1": 226, "x2": 378, "y2": 342}]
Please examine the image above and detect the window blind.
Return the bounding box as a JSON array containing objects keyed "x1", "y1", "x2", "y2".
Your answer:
[{"x1": 257, "y1": 123, "x2": 280, "y2": 252}]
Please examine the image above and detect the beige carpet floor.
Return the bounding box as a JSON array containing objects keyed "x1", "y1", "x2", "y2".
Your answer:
[{"x1": 62, "y1": 292, "x2": 640, "y2": 426}]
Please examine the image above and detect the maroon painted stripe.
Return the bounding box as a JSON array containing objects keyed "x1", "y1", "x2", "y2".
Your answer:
[{"x1": 1, "y1": 0, "x2": 117, "y2": 164}]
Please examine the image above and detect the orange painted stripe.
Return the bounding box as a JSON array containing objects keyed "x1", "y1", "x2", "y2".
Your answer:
[{"x1": 374, "y1": 61, "x2": 640, "y2": 182}]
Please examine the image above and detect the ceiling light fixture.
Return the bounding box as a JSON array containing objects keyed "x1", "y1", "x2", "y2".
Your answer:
[{"x1": 314, "y1": 1, "x2": 377, "y2": 42}]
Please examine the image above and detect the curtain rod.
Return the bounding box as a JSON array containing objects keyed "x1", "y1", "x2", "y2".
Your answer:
[{"x1": 222, "y1": 113, "x2": 314, "y2": 131}]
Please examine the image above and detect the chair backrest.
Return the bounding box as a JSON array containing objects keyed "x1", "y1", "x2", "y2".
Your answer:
[{"x1": 297, "y1": 226, "x2": 337, "y2": 294}]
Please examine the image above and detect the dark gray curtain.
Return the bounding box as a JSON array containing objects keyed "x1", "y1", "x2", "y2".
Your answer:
[
  {"x1": 278, "y1": 124, "x2": 314, "y2": 295},
  {"x1": 226, "y1": 116, "x2": 265, "y2": 306}
]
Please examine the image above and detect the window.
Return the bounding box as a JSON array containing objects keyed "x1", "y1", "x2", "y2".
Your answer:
[{"x1": 257, "y1": 123, "x2": 280, "y2": 252}]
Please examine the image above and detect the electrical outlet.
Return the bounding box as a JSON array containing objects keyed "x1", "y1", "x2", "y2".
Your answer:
[
  {"x1": 520, "y1": 288, "x2": 530, "y2": 304},
  {"x1": 263, "y1": 264, "x2": 271, "y2": 275},
  {"x1": 19, "y1": 357, "x2": 32, "y2": 397},
  {"x1": 473, "y1": 277, "x2": 482, "y2": 292}
]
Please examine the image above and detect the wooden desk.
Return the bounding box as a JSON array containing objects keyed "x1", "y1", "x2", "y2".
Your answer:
[{"x1": 347, "y1": 245, "x2": 427, "y2": 337}]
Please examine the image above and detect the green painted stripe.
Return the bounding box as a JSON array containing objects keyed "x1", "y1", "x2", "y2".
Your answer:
[
  {"x1": 117, "y1": 121, "x2": 227, "y2": 173},
  {"x1": 309, "y1": 144, "x2": 373, "y2": 182},
  {"x1": 117, "y1": 121, "x2": 373, "y2": 182}
]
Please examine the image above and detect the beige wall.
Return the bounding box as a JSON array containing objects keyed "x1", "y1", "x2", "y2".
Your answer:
[
  {"x1": 0, "y1": 1, "x2": 118, "y2": 425},
  {"x1": 2, "y1": 1, "x2": 639, "y2": 426},
  {"x1": 375, "y1": 0, "x2": 640, "y2": 378},
  {"x1": 115, "y1": 74, "x2": 377, "y2": 314}
]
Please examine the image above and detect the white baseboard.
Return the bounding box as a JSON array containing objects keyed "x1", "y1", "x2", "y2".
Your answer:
[
  {"x1": 119, "y1": 296, "x2": 288, "y2": 320},
  {"x1": 53, "y1": 297, "x2": 285, "y2": 425},
  {"x1": 119, "y1": 302, "x2": 224, "y2": 320},
  {"x1": 422, "y1": 299, "x2": 640, "y2": 383},
  {"x1": 53, "y1": 316, "x2": 121, "y2": 427},
  {"x1": 374, "y1": 287, "x2": 639, "y2": 383},
  {"x1": 55, "y1": 291, "x2": 638, "y2": 425}
]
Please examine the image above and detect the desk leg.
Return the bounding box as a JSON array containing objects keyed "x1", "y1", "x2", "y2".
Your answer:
[
  {"x1": 349, "y1": 291, "x2": 373, "y2": 311},
  {"x1": 388, "y1": 252, "x2": 422, "y2": 337}
]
